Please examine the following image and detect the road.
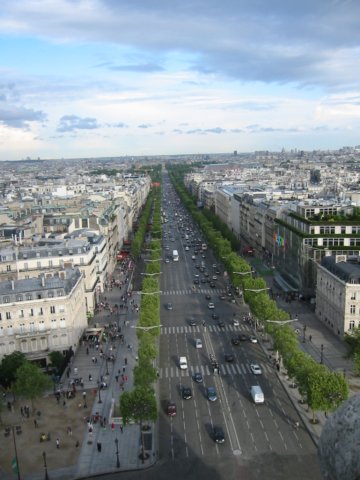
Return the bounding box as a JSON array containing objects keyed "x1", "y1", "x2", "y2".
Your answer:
[{"x1": 91, "y1": 176, "x2": 322, "y2": 480}]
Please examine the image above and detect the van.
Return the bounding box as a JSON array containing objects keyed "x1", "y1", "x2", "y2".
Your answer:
[
  {"x1": 250, "y1": 385, "x2": 264, "y2": 404},
  {"x1": 195, "y1": 339, "x2": 202, "y2": 349},
  {"x1": 179, "y1": 356, "x2": 188, "y2": 369}
]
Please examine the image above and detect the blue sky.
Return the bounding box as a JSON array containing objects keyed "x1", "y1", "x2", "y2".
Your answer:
[{"x1": 1, "y1": 0, "x2": 360, "y2": 160}]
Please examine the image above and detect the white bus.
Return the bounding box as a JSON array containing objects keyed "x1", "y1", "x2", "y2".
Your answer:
[{"x1": 173, "y1": 250, "x2": 179, "y2": 261}]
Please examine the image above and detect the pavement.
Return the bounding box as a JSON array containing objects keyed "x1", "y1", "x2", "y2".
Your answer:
[{"x1": 1, "y1": 256, "x2": 358, "y2": 479}]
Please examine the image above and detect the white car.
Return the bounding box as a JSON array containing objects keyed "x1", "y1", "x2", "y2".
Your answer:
[
  {"x1": 208, "y1": 302, "x2": 215, "y2": 309},
  {"x1": 192, "y1": 255, "x2": 196, "y2": 260},
  {"x1": 250, "y1": 363, "x2": 262, "y2": 375},
  {"x1": 185, "y1": 246, "x2": 189, "y2": 251},
  {"x1": 233, "y1": 318, "x2": 239, "y2": 326},
  {"x1": 249, "y1": 336, "x2": 258, "y2": 343}
]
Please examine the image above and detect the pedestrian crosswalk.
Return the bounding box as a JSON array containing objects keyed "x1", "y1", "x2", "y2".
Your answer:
[
  {"x1": 158, "y1": 362, "x2": 271, "y2": 379},
  {"x1": 162, "y1": 288, "x2": 225, "y2": 296},
  {"x1": 161, "y1": 324, "x2": 251, "y2": 334}
]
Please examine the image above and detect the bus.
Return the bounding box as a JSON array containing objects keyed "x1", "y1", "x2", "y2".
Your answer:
[{"x1": 173, "y1": 250, "x2": 179, "y2": 261}]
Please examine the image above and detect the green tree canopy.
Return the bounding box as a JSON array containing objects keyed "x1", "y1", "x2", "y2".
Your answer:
[
  {"x1": 120, "y1": 386, "x2": 157, "y2": 425},
  {"x1": 0, "y1": 351, "x2": 27, "y2": 388},
  {"x1": 13, "y1": 361, "x2": 52, "y2": 411}
]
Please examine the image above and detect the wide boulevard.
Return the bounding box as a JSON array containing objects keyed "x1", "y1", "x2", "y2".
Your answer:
[{"x1": 93, "y1": 177, "x2": 322, "y2": 480}]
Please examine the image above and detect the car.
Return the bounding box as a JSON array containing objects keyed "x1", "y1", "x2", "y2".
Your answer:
[
  {"x1": 218, "y1": 320, "x2": 225, "y2": 328},
  {"x1": 231, "y1": 336, "x2": 240, "y2": 346},
  {"x1": 185, "y1": 246, "x2": 189, "y2": 251},
  {"x1": 192, "y1": 372, "x2": 203, "y2": 383},
  {"x1": 165, "y1": 246, "x2": 170, "y2": 251},
  {"x1": 225, "y1": 353, "x2": 234, "y2": 362},
  {"x1": 166, "y1": 402, "x2": 177, "y2": 416},
  {"x1": 192, "y1": 255, "x2": 196, "y2": 260},
  {"x1": 208, "y1": 302, "x2": 215, "y2": 309},
  {"x1": 194, "y1": 279, "x2": 199, "y2": 285},
  {"x1": 204, "y1": 272, "x2": 209, "y2": 277},
  {"x1": 206, "y1": 386, "x2": 217, "y2": 402},
  {"x1": 239, "y1": 334, "x2": 248, "y2": 341},
  {"x1": 165, "y1": 258, "x2": 170, "y2": 263},
  {"x1": 215, "y1": 269, "x2": 220, "y2": 275},
  {"x1": 249, "y1": 336, "x2": 258, "y2": 343},
  {"x1": 195, "y1": 338, "x2": 203, "y2": 349},
  {"x1": 212, "y1": 264, "x2": 217, "y2": 268},
  {"x1": 182, "y1": 387, "x2": 192, "y2": 400},
  {"x1": 195, "y1": 264, "x2": 200, "y2": 269},
  {"x1": 250, "y1": 363, "x2": 262, "y2": 375},
  {"x1": 212, "y1": 312, "x2": 219, "y2": 320},
  {"x1": 202, "y1": 254, "x2": 206, "y2": 258},
  {"x1": 205, "y1": 294, "x2": 211, "y2": 300},
  {"x1": 233, "y1": 318, "x2": 240, "y2": 326},
  {"x1": 199, "y1": 266, "x2": 205, "y2": 272},
  {"x1": 213, "y1": 426, "x2": 225, "y2": 444},
  {"x1": 219, "y1": 294, "x2": 226, "y2": 300},
  {"x1": 201, "y1": 278, "x2": 207, "y2": 283},
  {"x1": 210, "y1": 282, "x2": 216, "y2": 288},
  {"x1": 194, "y1": 273, "x2": 200, "y2": 278},
  {"x1": 212, "y1": 275, "x2": 217, "y2": 280},
  {"x1": 166, "y1": 302, "x2": 173, "y2": 310},
  {"x1": 189, "y1": 318, "x2": 197, "y2": 326}
]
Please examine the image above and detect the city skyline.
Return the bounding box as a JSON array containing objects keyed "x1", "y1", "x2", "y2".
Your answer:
[{"x1": 1, "y1": 0, "x2": 360, "y2": 161}]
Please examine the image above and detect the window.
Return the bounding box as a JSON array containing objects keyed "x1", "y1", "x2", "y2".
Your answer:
[
  {"x1": 31, "y1": 338, "x2": 37, "y2": 351},
  {"x1": 80, "y1": 257, "x2": 84, "y2": 265},
  {"x1": 350, "y1": 305, "x2": 356, "y2": 315},
  {"x1": 19, "y1": 323, "x2": 26, "y2": 333},
  {"x1": 48, "y1": 260, "x2": 53, "y2": 267},
  {"x1": 29, "y1": 308, "x2": 34, "y2": 317},
  {"x1": 50, "y1": 306, "x2": 55, "y2": 314},
  {"x1": 39, "y1": 321, "x2": 45, "y2": 331},
  {"x1": 0, "y1": 327, "x2": 3, "y2": 336},
  {"x1": 51, "y1": 319, "x2": 57, "y2": 329},
  {"x1": 58, "y1": 305, "x2": 65, "y2": 313},
  {"x1": 24, "y1": 263, "x2": 28, "y2": 270},
  {"x1": 3, "y1": 296, "x2": 10, "y2": 303},
  {"x1": 57, "y1": 290, "x2": 64, "y2": 297},
  {"x1": 7, "y1": 325, "x2": 13, "y2": 335},
  {"x1": 26, "y1": 294, "x2": 32, "y2": 301},
  {"x1": 6, "y1": 312, "x2": 11, "y2": 320},
  {"x1": 60, "y1": 318, "x2": 66, "y2": 328},
  {"x1": 48, "y1": 291, "x2": 54, "y2": 298},
  {"x1": 37, "y1": 261, "x2": 41, "y2": 268},
  {"x1": 16, "y1": 295, "x2": 23, "y2": 302},
  {"x1": 19, "y1": 310, "x2": 24, "y2": 318},
  {"x1": 21, "y1": 340, "x2": 28, "y2": 352},
  {"x1": 53, "y1": 335, "x2": 59, "y2": 346},
  {"x1": 349, "y1": 320, "x2": 355, "y2": 330},
  {"x1": 29, "y1": 322, "x2": 35, "y2": 332},
  {"x1": 6, "y1": 265, "x2": 11, "y2": 272},
  {"x1": 39, "y1": 307, "x2": 43, "y2": 315}
]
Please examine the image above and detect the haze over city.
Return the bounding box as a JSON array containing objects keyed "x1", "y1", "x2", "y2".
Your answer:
[{"x1": 1, "y1": 0, "x2": 360, "y2": 161}]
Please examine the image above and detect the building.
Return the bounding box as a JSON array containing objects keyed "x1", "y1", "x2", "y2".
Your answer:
[
  {"x1": 316, "y1": 255, "x2": 360, "y2": 338},
  {"x1": 0, "y1": 268, "x2": 86, "y2": 364}
]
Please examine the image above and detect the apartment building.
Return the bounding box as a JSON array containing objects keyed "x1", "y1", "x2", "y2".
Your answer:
[
  {"x1": 0, "y1": 268, "x2": 86, "y2": 364},
  {"x1": 316, "y1": 255, "x2": 360, "y2": 338},
  {"x1": 0, "y1": 232, "x2": 107, "y2": 313}
]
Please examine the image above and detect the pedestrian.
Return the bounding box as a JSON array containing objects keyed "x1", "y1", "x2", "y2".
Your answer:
[
  {"x1": 89, "y1": 374, "x2": 92, "y2": 381},
  {"x1": 86, "y1": 347, "x2": 89, "y2": 355},
  {"x1": 56, "y1": 438, "x2": 60, "y2": 449},
  {"x1": 34, "y1": 419, "x2": 38, "y2": 428},
  {"x1": 20, "y1": 407, "x2": 24, "y2": 417},
  {"x1": 75, "y1": 440, "x2": 80, "y2": 448},
  {"x1": 111, "y1": 422, "x2": 115, "y2": 431},
  {"x1": 309, "y1": 335, "x2": 312, "y2": 342},
  {"x1": 122, "y1": 365, "x2": 126, "y2": 373},
  {"x1": 124, "y1": 357, "x2": 128, "y2": 365},
  {"x1": 120, "y1": 424, "x2": 123, "y2": 433},
  {"x1": 97, "y1": 442, "x2": 102, "y2": 452}
]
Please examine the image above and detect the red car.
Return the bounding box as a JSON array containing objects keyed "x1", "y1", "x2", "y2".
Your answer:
[{"x1": 166, "y1": 402, "x2": 177, "y2": 417}]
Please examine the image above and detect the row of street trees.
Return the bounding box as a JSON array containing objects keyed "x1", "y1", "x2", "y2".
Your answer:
[
  {"x1": 167, "y1": 164, "x2": 349, "y2": 419},
  {"x1": 120, "y1": 184, "x2": 162, "y2": 460}
]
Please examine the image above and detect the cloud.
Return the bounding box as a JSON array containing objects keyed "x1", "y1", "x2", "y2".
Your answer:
[
  {"x1": 0, "y1": 105, "x2": 46, "y2": 129},
  {"x1": 57, "y1": 115, "x2": 99, "y2": 133},
  {"x1": 137, "y1": 123, "x2": 152, "y2": 129},
  {"x1": 109, "y1": 63, "x2": 164, "y2": 72}
]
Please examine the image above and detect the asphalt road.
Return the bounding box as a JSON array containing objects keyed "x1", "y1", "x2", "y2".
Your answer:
[{"x1": 90, "y1": 178, "x2": 322, "y2": 480}]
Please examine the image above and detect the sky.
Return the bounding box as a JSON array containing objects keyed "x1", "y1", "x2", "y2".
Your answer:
[{"x1": 1, "y1": 0, "x2": 360, "y2": 160}]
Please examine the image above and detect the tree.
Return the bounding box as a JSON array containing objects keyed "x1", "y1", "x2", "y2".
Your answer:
[
  {"x1": 0, "y1": 351, "x2": 27, "y2": 388},
  {"x1": 48, "y1": 351, "x2": 66, "y2": 375},
  {"x1": 13, "y1": 362, "x2": 52, "y2": 411},
  {"x1": 120, "y1": 386, "x2": 157, "y2": 461}
]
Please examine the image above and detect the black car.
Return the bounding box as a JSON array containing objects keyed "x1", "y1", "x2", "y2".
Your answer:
[
  {"x1": 192, "y1": 372, "x2": 203, "y2": 383},
  {"x1": 212, "y1": 312, "x2": 219, "y2": 320},
  {"x1": 239, "y1": 333, "x2": 248, "y2": 341},
  {"x1": 182, "y1": 387, "x2": 192, "y2": 400},
  {"x1": 213, "y1": 426, "x2": 225, "y2": 444},
  {"x1": 189, "y1": 318, "x2": 197, "y2": 326},
  {"x1": 193, "y1": 279, "x2": 199, "y2": 285},
  {"x1": 218, "y1": 320, "x2": 225, "y2": 328},
  {"x1": 231, "y1": 336, "x2": 240, "y2": 346},
  {"x1": 210, "y1": 282, "x2": 216, "y2": 288},
  {"x1": 205, "y1": 294, "x2": 211, "y2": 300},
  {"x1": 225, "y1": 353, "x2": 234, "y2": 362}
]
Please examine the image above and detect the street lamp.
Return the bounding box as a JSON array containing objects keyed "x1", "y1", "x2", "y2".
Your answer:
[
  {"x1": 140, "y1": 272, "x2": 163, "y2": 276},
  {"x1": 98, "y1": 384, "x2": 102, "y2": 404},
  {"x1": 302, "y1": 324, "x2": 307, "y2": 343},
  {"x1": 115, "y1": 438, "x2": 120, "y2": 468},
  {"x1": 131, "y1": 325, "x2": 162, "y2": 332},
  {"x1": 106, "y1": 357, "x2": 109, "y2": 376},
  {"x1": 244, "y1": 287, "x2": 270, "y2": 293},
  {"x1": 320, "y1": 344, "x2": 324, "y2": 364},
  {"x1": 233, "y1": 271, "x2": 255, "y2": 276},
  {"x1": 42, "y1": 451, "x2": 50, "y2": 480}
]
